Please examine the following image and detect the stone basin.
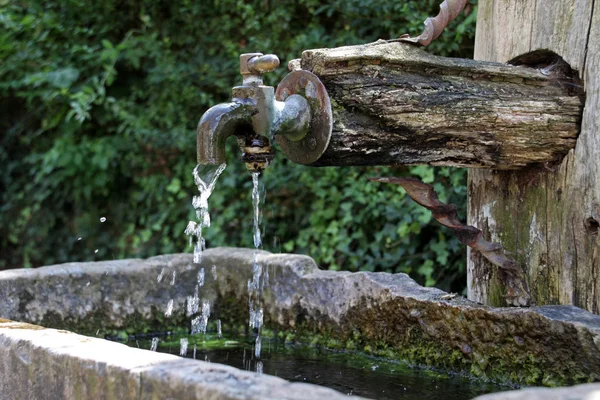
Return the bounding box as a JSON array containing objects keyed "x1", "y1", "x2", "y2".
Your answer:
[{"x1": 1, "y1": 247, "x2": 599, "y2": 399}]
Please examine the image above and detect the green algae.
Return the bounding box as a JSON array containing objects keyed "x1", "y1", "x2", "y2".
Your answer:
[
  {"x1": 24, "y1": 278, "x2": 597, "y2": 388},
  {"x1": 41, "y1": 297, "x2": 598, "y2": 389}
]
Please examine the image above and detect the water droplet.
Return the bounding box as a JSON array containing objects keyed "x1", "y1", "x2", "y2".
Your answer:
[
  {"x1": 180, "y1": 338, "x2": 188, "y2": 356},
  {"x1": 157, "y1": 268, "x2": 165, "y2": 283},
  {"x1": 187, "y1": 163, "x2": 227, "y2": 264},
  {"x1": 100, "y1": 217, "x2": 106, "y2": 223},
  {"x1": 191, "y1": 300, "x2": 210, "y2": 335},
  {"x1": 150, "y1": 337, "x2": 159, "y2": 351},
  {"x1": 165, "y1": 299, "x2": 174, "y2": 317},
  {"x1": 198, "y1": 268, "x2": 205, "y2": 287},
  {"x1": 255, "y1": 335, "x2": 262, "y2": 358},
  {"x1": 94, "y1": 249, "x2": 99, "y2": 254},
  {"x1": 77, "y1": 237, "x2": 82, "y2": 241},
  {"x1": 186, "y1": 286, "x2": 199, "y2": 316},
  {"x1": 170, "y1": 271, "x2": 176, "y2": 285}
]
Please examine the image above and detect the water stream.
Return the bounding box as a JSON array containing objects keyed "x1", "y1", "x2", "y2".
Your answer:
[
  {"x1": 185, "y1": 163, "x2": 227, "y2": 263},
  {"x1": 130, "y1": 163, "x2": 510, "y2": 397},
  {"x1": 248, "y1": 172, "x2": 265, "y2": 364},
  {"x1": 149, "y1": 163, "x2": 227, "y2": 354}
]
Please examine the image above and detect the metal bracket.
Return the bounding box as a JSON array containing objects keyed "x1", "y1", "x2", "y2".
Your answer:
[{"x1": 274, "y1": 70, "x2": 333, "y2": 165}]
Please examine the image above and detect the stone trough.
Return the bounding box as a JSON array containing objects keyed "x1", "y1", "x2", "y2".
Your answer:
[{"x1": 1, "y1": 247, "x2": 600, "y2": 399}]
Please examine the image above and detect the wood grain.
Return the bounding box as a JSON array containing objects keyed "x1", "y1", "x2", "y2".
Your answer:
[
  {"x1": 298, "y1": 42, "x2": 582, "y2": 169},
  {"x1": 468, "y1": 0, "x2": 599, "y2": 312}
]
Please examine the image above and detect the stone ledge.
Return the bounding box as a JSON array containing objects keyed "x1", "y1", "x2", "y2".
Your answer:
[
  {"x1": 1, "y1": 248, "x2": 599, "y2": 386},
  {"x1": 473, "y1": 383, "x2": 600, "y2": 400},
  {"x1": 0, "y1": 320, "x2": 363, "y2": 400}
]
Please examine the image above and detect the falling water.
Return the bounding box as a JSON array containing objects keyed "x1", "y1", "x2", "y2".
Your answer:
[
  {"x1": 182, "y1": 164, "x2": 225, "y2": 339},
  {"x1": 156, "y1": 268, "x2": 165, "y2": 283},
  {"x1": 191, "y1": 300, "x2": 211, "y2": 335},
  {"x1": 165, "y1": 299, "x2": 174, "y2": 317},
  {"x1": 252, "y1": 173, "x2": 262, "y2": 249},
  {"x1": 198, "y1": 268, "x2": 205, "y2": 287},
  {"x1": 180, "y1": 338, "x2": 188, "y2": 356},
  {"x1": 186, "y1": 285, "x2": 199, "y2": 316},
  {"x1": 185, "y1": 163, "x2": 227, "y2": 264},
  {"x1": 247, "y1": 172, "x2": 265, "y2": 360}
]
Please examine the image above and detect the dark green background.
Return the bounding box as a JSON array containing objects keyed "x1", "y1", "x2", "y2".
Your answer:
[{"x1": 0, "y1": 0, "x2": 476, "y2": 292}]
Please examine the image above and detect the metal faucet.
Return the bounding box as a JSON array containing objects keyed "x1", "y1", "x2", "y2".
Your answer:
[{"x1": 197, "y1": 52, "x2": 332, "y2": 172}]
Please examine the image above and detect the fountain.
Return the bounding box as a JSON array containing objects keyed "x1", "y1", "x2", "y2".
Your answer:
[{"x1": 0, "y1": 41, "x2": 598, "y2": 400}]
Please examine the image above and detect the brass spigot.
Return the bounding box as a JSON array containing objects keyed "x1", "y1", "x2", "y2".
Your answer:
[{"x1": 196, "y1": 52, "x2": 332, "y2": 173}]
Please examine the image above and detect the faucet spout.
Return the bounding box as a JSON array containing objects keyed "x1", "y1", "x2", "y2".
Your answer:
[
  {"x1": 196, "y1": 52, "x2": 332, "y2": 172},
  {"x1": 196, "y1": 102, "x2": 253, "y2": 166}
]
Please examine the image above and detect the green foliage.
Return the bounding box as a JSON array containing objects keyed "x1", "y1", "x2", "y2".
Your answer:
[{"x1": 0, "y1": 0, "x2": 476, "y2": 292}]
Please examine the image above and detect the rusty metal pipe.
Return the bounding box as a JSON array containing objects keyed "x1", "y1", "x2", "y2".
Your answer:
[
  {"x1": 196, "y1": 102, "x2": 254, "y2": 166},
  {"x1": 196, "y1": 52, "x2": 332, "y2": 172}
]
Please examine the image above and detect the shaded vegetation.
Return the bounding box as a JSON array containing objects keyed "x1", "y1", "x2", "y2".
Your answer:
[{"x1": 0, "y1": 0, "x2": 476, "y2": 292}]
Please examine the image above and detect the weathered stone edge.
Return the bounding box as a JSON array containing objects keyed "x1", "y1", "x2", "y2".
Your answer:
[
  {"x1": 472, "y1": 382, "x2": 600, "y2": 400},
  {"x1": 205, "y1": 249, "x2": 600, "y2": 386},
  {"x1": 0, "y1": 319, "x2": 364, "y2": 400},
  {"x1": 1, "y1": 248, "x2": 599, "y2": 387}
]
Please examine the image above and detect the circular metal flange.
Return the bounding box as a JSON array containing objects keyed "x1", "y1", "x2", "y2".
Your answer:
[{"x1": 275, "y1": 70, "x2": 332, "y2": 165}]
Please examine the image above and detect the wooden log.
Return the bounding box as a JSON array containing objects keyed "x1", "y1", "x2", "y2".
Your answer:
[
  {"x1": 296, "y1": 41, "x2": 583, "y2": 169},
  {"x1": 468, "y1": 0, "x2": 600, "y2": 312}
]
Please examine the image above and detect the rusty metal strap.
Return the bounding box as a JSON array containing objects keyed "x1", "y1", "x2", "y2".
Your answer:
[
  {"x1": 369, "y1": 176, "x2": 520, "y2": 273},
  {"x1": 391, "y1": 0, "x2": 469, "y2": 46}
]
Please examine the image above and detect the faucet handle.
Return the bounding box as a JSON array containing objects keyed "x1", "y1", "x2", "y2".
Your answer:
[{"x1": 240, "y1": 53, "x2": 280, "y2": 86}]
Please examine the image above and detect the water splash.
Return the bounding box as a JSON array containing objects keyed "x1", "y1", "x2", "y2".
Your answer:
[
  {"x1": 255, "y1": 335, "x2": 262, "y2": 358},
  {"x1": 165, "y1": 299, "x2": 174, "y2": 317},
  {"x1": 249, "y1": 308, "x2": 263, "y2": 330},
  {"x1": 186, "y1": 163, "x2": 227, "y2": 264},
  {"x1": 191, "y1": 300, "x2": 211, "y2": 335},
  {"x1": 198, "y1": 268, "x2": 205, "y2": 287},
  {"x1": 186, "y1": 285, "x2": 199, "y2": 316},
  {"x1": 150, "y1": 337, "x2": 159, "y2": 351},
  {"x1": 170, "y1": 271, "x2": 176, "y2": 286},
  {"x1": 217, "y1": 319, "x2": 222, "y2": 338},
  {"x1": 180, "y1": 338, "x2": 188, "y2": 356},
  {"x1": 157, "y1": 268, "x2": 165, "y2": 283},
  {"x1": 256, "y1": 360, "x2": 263, "y2": 375}
]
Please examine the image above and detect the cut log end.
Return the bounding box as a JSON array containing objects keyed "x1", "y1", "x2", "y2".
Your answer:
[{"x1": 296, "y1": 42, "x2": 583, "y2": 170}]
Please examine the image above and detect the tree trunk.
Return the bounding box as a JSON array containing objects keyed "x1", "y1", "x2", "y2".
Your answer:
[
  {"x1": 297, "y1": 42, "x2": 582, "y2": 169},
  {"x1": 468, "y1": 0, "x2": 600, "y2": 312}
]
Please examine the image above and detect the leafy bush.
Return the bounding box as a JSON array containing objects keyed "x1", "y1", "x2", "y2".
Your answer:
[{"x1": 0, "y1": 0, "x2": 476, "y2": 292}]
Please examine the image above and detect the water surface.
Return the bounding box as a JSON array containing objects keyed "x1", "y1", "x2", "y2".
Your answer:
[{"x1": 128, "y1": 333, "x2": 508, "y2": 400}]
